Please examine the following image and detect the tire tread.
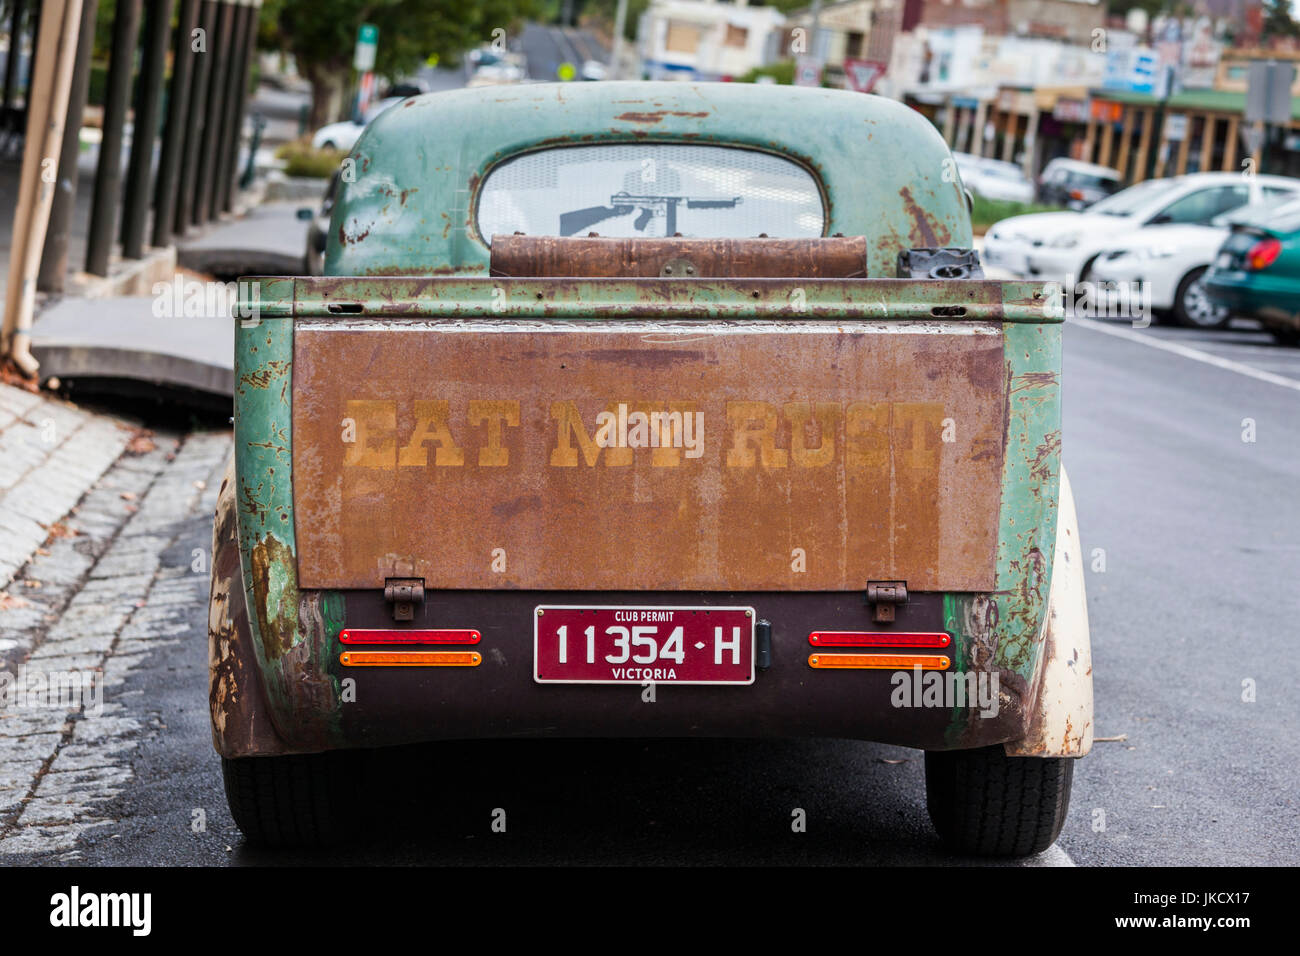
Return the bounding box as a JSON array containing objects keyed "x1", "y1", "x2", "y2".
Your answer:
[{"x1": 925, "y1": 746, "x2": 1073, "y2": 857}]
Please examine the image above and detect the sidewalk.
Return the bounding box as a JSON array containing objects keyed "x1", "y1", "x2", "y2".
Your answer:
[{"x1": 0, "y1": 383, "x2": 141, "y2": 593}]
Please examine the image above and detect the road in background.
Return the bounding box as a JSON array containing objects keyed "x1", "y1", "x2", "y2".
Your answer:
[{"x1": 521, "y1": 22, "x2": 609, "y2": 81}]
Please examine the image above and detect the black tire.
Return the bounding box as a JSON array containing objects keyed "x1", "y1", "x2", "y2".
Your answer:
[
  {"x1": 1270, "y1": 328, "x2": 1300, "y2": 348},
  {"x1": 221, "y1": 751, "x2": 359, "y2": 848},
  {"x1": 1173, "y1": 266, "x2": 1230, "y2": 329},
  {"x1": 924, "y1": 746, "x2": 1074, "y2": 857}
]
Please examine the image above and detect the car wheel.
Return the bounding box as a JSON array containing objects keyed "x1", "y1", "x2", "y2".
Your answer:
[
  {"x1": 1270, "y1": 328, "x2": 1300, "y2": 348},
  {"x1": 1173, "y1": 267, "x2": 1229, "y2": 329},
  {"x1": 924, "y1": 746, "x2": 1074, "y2": 857},
  {"x1": 222, "y1": 751, "x2": 360, "y2": 848}
]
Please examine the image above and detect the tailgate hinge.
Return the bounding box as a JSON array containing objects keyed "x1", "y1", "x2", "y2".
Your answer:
[
  {"x1": 384, "y1": 577, "x2": 425, "y2": 622},
  {"x1": 865, "y1": 581, "x2": 908, "y2": 623}
]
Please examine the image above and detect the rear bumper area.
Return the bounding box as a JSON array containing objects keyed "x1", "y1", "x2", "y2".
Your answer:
[{"x1": 235, "y1": 588, "x2": 1037, "y2": 756}]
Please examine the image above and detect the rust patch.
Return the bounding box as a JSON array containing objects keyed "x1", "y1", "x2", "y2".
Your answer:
[
  {"x1": 1011, "y1": 370, "x2": 1059, "y2": 392},
  {"x1": 339, "y1": 222, "x2": 371, "y2": 247},
  {"x1": 292, "y1": 324, "x2": 1007, "y2": 592},
  {"x1": 492, "y1": 494, "x2": 543, "y2": 520},
  {"x1": 1030, "y1": 431, "x2": 1062, "y2": 484},
  {"x1": 248, "y1": 534, "x2": 296, "y2": 663},
  {"x1": 490, "y1": 235, "x2": 868, "y2": 279},
  {"x1": 898, "y1": 185, "x2": 939, "y2": 249},
  {"x1": 615, "y1": 110, "x2": 710, "y2": 124},
  {"x1": 239, "y1": 360, "x2": 289, "y2": 391},
  {"x1": 574, "y1": 348, "x2": 707, "y2": 369}
]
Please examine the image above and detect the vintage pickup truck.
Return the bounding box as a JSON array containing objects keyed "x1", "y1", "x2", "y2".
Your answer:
[{"x1": 210, "y1": 81, "x2": 1093, "y2": 856}]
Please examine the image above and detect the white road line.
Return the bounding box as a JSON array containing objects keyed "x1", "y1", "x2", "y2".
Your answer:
[
  {"x1": 1037, "y1": 844, "x2": 1077, "y2": 867},
  {"x1": 1069, "y1": 315, "x2": 1300, "y2": 393}
]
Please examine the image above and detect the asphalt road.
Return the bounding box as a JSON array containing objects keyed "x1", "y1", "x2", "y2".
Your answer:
[
  {"x1": 8, "y1": 313, "x2": 1296, "y2": 866},
  {"x1": 520, "y1": 22, "x2": 609, "y2": 81}
]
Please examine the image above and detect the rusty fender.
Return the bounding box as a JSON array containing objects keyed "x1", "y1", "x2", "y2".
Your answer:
[
  {"x1": 209, "y1": 455, "x2": 316, "y2": 758},
  {"x1": 1004, "y1": 466, "x2": 1094, "y2": 757}
]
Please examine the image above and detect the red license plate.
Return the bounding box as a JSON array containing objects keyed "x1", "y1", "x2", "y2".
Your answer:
[{"x1": 533, "y1": 605, "x2": 755, "y2": 685}]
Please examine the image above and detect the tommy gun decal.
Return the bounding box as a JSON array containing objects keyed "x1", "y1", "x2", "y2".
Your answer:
[{"x1": 560, "y1": 191, "x2": 743, "y2": 236}]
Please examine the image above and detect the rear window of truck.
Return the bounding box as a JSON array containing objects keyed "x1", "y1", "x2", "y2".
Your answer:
[{"x1": 476, "y1": 143, "x2": 826, "y2": 241}]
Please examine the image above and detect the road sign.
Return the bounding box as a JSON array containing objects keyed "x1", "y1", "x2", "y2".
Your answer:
[
  {"x1": 843, "y1": 58, "x2": 886, "y2": 94},
  {"x1": 794, "y1": 56, "x2": 822, "y2": 88},
  {"x1": 354, "y1": 23, "x2": 378, "y2": 72},
  {"x1": 1246, "y1": 61, "x2": 1295, "y2": 125}
]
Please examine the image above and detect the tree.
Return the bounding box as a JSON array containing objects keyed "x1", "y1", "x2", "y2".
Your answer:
[
  {"x1": 260, "y1": 0, "x2": 543, "y2": 129},
  {"x1": 1262, "y1": 0, "x2": 1300, "y2": 42}
]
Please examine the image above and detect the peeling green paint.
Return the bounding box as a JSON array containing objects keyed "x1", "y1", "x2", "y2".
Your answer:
[
  {"x1": 236, "y1": 276, "x2": 1060, "y2": 324},
  {"x1": 234, "y1": 278, "x2": 345, "y2": 749},
  {"x1": 326, "y1": 82, "x2": 972, "y2": 279},
  {"x1": 993, "y1": 321, "x2": 1062, "y2": 682}
]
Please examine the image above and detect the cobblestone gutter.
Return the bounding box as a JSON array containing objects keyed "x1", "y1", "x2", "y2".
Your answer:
[{"x1": 0, "y1": 381, "x2": 231, "y2": 858}]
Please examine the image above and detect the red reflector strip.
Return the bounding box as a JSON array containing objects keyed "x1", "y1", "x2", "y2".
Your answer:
[
  {"x1": 340, "y1": 651, "x2": 481, "y2": 667},
  {"x1": 809, "y1": 631, "x2": 950, "y2": 648},
  {"x1": 808, "y1": 653, "x2": 950, "y2": 670},
  {"x1": 339, "y1": 629, "x2": 481, "y2": 645}
]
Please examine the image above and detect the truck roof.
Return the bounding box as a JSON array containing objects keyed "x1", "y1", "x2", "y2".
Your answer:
[{"x1": 326, "y1": 81, "x2": 972, "y2": 278}]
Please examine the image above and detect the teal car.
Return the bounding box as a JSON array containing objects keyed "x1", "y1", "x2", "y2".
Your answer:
[{"x1": 1205, "y1": 198, "x2": 1300, "y2": 346}]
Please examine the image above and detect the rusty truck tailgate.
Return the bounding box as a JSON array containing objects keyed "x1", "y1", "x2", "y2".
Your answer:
[{"x1": 269, "y1": 277, "x2": 1062, "y2": 594}]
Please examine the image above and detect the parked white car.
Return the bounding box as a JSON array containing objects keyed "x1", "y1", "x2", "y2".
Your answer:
[
  {"x1": 311, "y1": 96, "x2": 404, "y2": 151},
  {"x1": 1090, "y1": 191, "x2": 1300, "y2": 328},
  {"x1": 954, "y1": 152, "x2": 1035, "y2": 204},
  {"x1": 982, "y1": 172, "x2": 1300, "y2": 289}
]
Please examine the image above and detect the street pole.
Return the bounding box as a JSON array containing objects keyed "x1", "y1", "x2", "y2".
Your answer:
[
  {"x1": 194, "y1": 0, "x2": 234, "y2": 228},
  {"x1": 212, "y1": 0, "x2": 250, "y2": 219},
  {"x1": 609, "y1": 0, "x2": 627, "y2": 80},
  {"x1": 37, "y1": 0, "x2": 99, "y2": 292},
  {"x1": 176, "y1": 0, "x2": 219, "y2": 235},
  {"x1": 153, "y1": 0, "x2": 201, "y2": 248},
  {"x1": 2, "y1": 0, "x2": 82, "y2": 375},
  {"x1": 85, "y1": 0, "x2": 143, "y2": 277},
  {"x1": 810, "y1": 0, "x2": 823, "y2": 62},
  {"x1": 121, "y1": 0, "x2": 175, "y2": 260}
]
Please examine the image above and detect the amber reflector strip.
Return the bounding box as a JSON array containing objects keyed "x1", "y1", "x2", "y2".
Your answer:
[
  {"x1": 808, "y1": 653, "x2": 950, "y2": 670},
  {"x1": 809, "y1": 631, "x2": 950, "y2": 648},
  {"x1": 339, "y1": 629, "x2": 481, "y2": 645},
  {"x1": 340, "y1": 651, "x2": 481, "y2": 667}
]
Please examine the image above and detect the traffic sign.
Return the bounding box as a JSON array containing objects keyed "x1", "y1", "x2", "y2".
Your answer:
[
  {"x1": 844, "y1": 58, "x2": 886, "y2": 94},
  {"x1": 354, "y1": 23, "x2": 378, "y2": 72},
  {"x1": 794, "y1": 56, "x2": 822, "y2": 88},
  {"x1": 1246, "y1": 61, "x2": 1295, "y2": 125}
]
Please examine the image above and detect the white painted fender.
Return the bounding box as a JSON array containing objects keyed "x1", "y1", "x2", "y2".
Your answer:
[{"x1": 1004, "y1": 466, "x2": 1094, "y2": 757}]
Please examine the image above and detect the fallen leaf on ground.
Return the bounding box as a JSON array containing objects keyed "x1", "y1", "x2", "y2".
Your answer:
[{"x1": 126, "y1": 433, "x2": 157, "y2": 454}]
